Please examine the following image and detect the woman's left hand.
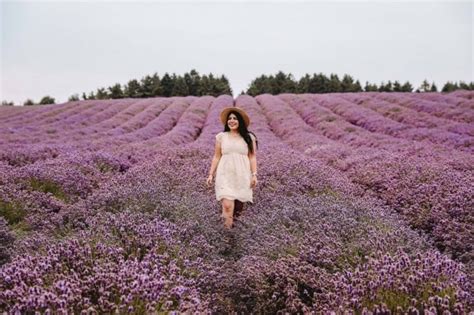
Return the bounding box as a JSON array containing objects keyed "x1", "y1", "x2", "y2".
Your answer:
[{"x1": 250, "y1": 175, "x2": 257, "y2": 188}]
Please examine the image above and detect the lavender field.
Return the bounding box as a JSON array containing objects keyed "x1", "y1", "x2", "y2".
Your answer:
[{"x1": 0, "y1": 91, "x2": 473, "y2": 313}]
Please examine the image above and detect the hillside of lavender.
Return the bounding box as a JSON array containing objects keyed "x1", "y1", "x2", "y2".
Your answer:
[{"x1": 0, "y1": 91, "x2": 473, "y2": 313}]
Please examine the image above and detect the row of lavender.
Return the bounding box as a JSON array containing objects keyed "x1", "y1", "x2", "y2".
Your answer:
[
  {"x1": 0, "y1": 92, "x2": 473, "y2": 312},
  {"x1": 255, "y1": 93, "x2": 473, "y2": 265}
]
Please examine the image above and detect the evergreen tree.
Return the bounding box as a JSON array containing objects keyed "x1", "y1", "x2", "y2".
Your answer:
[
  {"x1": 171, "y1": 77, "x2": 189, "y2": 96},
  {"x1": 393, "y1": 80, "x2": 402, "y2": 92},
  {"x1": 459, "y1": 81, "x2": 470, "y2": 90},
  {"x1": 297, "y1": 74, "x2": 311, "y2": 93},
  {"x1": 353, "y1": 80, "x2": 363, "y2": 92},
  {"x1": 124, "y1": 79, "x2": 140, "y2": 98},
  {"x1": 1, "y1": 100, "x2": 14, "y2": 106},
  {"x1": 401, "y1": 81, "x2": 413, "y2": 92},
  {"x1": 96, "y1": 87, "x2": 109, "y2": 100},
  {"x1": 160, "y1": 73, "x2": 174, "y2": 97},
  {"x1": 23, "y1": 99, "x2": 35, "y2": 105},
  {"x1": 341, "y1": 74, "x2": 356, "y2": 92},
  {"x1": 419, "y1": 79, "x2": 431, "y2": 92},
  {"x1": 364, "y1": 81, "x2": 378, "y2": 92},
  {"x1": 199, "y1": 75, "x2": 211, "y2": 96},
  {"x1": 187, "y1": 69, "x2": 201, "y2": 95},
  {"x1": 150, "y1": 72, "x2": 162, "y2": 96},
  {"x1": 68, "y1": 94, "x2": 80, "y2": 101},
  {"x1": 441, "y1": 81, "x2": 458, "y2": 92},
  {"x1": 430, "y1": 82, "x2": 438, "y2": 92},
  {"x1": 139, "y1": 75, "x2": 155, "y2": 98},
  {"x1": 328, "y1": 73, "x2": 342, "y2": 92},
  {"x1": 108, "y1": 83, "x2": 124, "y2": 99},
  {"x1": 247, "y1": 75, "x2": 271, "y2": 96},
  {"x1": 219, "y1": 75, "x2": 232, "y2": 95},
  {"x1": 82, "y1": 92, "x2": 88, "y2": 100},
  {"x1": 272, "y1": 71, "x2": 296, "y2": 94},
  {"x1": 87, "y1": 91, "x2": 96, "y2": 100},
  {"x1": 39, "y1": 96, "x2": 55, "y2": 105}
]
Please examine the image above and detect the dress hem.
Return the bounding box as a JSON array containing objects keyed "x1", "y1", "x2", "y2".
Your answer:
[{"x1": 217, "y1": 195, "x2": 253, "y2": 203}]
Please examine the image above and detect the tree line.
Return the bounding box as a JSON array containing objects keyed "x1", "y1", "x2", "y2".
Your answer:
[
  {"x1": 245, "y1": 71, "x2": 473, "y2": 96},
  {"x1": 2, "y1": 69, "x2": 473, "y2": 106}
]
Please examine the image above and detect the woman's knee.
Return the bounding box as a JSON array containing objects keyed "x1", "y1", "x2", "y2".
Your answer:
[{"x1": 221, "y1": 198, "x2": 234, "y2": 211}]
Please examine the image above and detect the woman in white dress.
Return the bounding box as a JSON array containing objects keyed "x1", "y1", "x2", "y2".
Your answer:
[{"x1": 206, "y1": 104, "x2": 258, "y2": 229}]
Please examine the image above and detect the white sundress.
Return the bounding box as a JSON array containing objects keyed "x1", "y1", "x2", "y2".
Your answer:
[{"x1": 215, "y1": 131, "x2": 255, "y2": 203}]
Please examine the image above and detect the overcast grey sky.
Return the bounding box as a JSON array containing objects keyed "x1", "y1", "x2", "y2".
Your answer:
[{"x1": 1, "y1": 0, "x2": 472, "y2": 105}]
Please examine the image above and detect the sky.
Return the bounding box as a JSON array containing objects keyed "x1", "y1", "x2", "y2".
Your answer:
[{"x1": 1, "y1": 0, "x2": 472, "y2": 105}]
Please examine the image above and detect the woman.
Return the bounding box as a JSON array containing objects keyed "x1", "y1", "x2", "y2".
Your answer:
[{"x1": 206, "y1": 104, "x2": 258, "y2": 229}]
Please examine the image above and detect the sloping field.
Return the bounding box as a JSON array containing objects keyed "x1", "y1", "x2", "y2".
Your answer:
[{"x1": 0, "y1": 91, "x2": 473, "y2": 313}]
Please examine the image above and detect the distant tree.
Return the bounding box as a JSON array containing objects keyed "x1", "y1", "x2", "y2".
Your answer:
[
  {"x1": 341, "y1": 74, "x2": 359, "y2": 92},
  {"x1": 150, "y1": 72, "x2": 162, "y2": 96},
  {"x1": 430, "y1": 82, "x2": 438, "y2": 92},
  {"x1": 23, "y1": 99, "x2": 35, "y2": 105},
  {"x1": 441, "y1": 81, "x2": 459, "y2": 92},
  {"x1": 1, "y1": 100, "x2": 14, "y2": 106},
  {"x1": 39, "y1": 96, "x2": 55, "y2": 105},
  {"x1": 218, "y1": 74, "x2": 233, "y2": 95},
  {"x1": 187, "y1": 69, "x2": 201, "y2": 95},
  {"x1": 327, "y1": 73, "x2": 341, "y2": 92},
  {"x1": 364, "y1": 81, "x2": 378, "y2": 92},
  {"x1": 138, "y1": 75, "x2": 155, "y2": 98},
  {"x1": 309, "y1": 73, "x2": 329, "y2": 93},
  {"x1": 199, "y1": 75, "x2": 211, "y2": 96},
  {"x1": 108, "y1": 83, "x2": 124, "y2": 99},
  {"x1": 87, "y1": 91, "x2": 96, "y2": 100},
  {"x1": 124, "y1": 79, "x2": 140, "y2": 98},
  {"x1": 160, "y1": 73, "x2": 174, "y2": 97},
  {"x1": 297, "y1": 74, "x2": 311, "y2": 93},
  {"x1": 393, "y1": 80, "x2": 402, "y2": 92},
  {"x1": 96, "y1": 87, "x2": 109, "y2": 100},
  {"x1": 378, "y1": 81, "x2": 393, "y2": 92},
  {"x1": 82, "y1": 92, "x2": 88, "y2": 100},
  {"x1": 401, "y1": 81, "x2": 413, "y2": 92},
  {"x1": 353, "y1": 80, "x2": 363, "y2": 92},
  {"x1": 171, "y1": 76, "x2": 189, "y2": 96},
  {"x1": 271, "y1": 71, "x2": 297, "y2": 94},
  {"x1": 459, "y1": 81, "x2": 470, "y2": 90},
  {"x1": 419, "y1": 79, "x2": 431, "y2": 92},
  {"x1": 68, "y1": 94, "x2": 80, "y2": 101},
  {"x1": 247, "y1": 75, "x2": 271, "y2": 96}
]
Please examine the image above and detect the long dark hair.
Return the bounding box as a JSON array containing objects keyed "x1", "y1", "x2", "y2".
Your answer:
[{"x1": 223, "y1": 107, "x2": 258, "y2": 154}]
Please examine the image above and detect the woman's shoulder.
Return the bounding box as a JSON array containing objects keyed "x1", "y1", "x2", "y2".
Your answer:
[
  {"x1": 215, "y1": 131, "x2": 226, "y2": 141},
  {"x1": 248, "y1": 132, "x2": 256, "y2": 141}
]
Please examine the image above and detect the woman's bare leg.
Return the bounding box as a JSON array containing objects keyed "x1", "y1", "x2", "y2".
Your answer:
[{"x1": 221, "y1": 198, "x2": 235, "y2": 229}]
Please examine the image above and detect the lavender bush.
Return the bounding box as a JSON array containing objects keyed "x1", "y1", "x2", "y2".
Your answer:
[{"x1": 0, "y1": 92, "x2": 472, "y2": 313}]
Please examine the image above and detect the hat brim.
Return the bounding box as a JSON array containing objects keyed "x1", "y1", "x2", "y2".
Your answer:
[{"x1": 220, "y1": 107, "x2": 250, "y2": 128}]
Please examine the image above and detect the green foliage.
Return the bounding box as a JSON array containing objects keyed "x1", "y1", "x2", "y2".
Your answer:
[
  {"x1": 68, "y1": 94, "x2": 80, "y2": 101},
  {"x1": 96, "y1": 87, "x2": 109, "y2": 100},
  {"x1": 23, "y1": 99, "x2": 35, "y2": 105},
  {"x1": 108, "y1": 83, "x2": 124, "y2": 99},
  {"x1": 29, "y1": 178, "x2": 68, "y2": 202},
  {"x1": 0, "y1": 199, "x2": 27, "y2": 225},
  {"x1": 1, "y1": 100, "x2": 15, "y2": 106},
  {"x1": 360, "y1": 278, "x2": 456, "y2": 313},
  {"x1": 246, "y1": 72, "x2": 420, "y2": 95},
  {"x1": 39, "y1": 95, "x2": 55, "y2": 105}
]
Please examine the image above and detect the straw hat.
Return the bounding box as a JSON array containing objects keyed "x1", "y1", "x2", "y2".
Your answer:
[{"x1": 220, "y1": 107, "x2": 250, "y2": 128}]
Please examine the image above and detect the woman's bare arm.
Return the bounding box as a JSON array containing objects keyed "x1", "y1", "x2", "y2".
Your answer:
[
  {"x1": 208, "y1": 137, "x2": 222, "y2": 176},
  {"x1": 248, "y1": 135, "x2": 257, "y2": 175}
]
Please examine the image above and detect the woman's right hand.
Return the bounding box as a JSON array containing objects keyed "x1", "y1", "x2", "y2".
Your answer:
[{"x1": 206, "y1": 174, "x2": 213, "y2": 187}]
